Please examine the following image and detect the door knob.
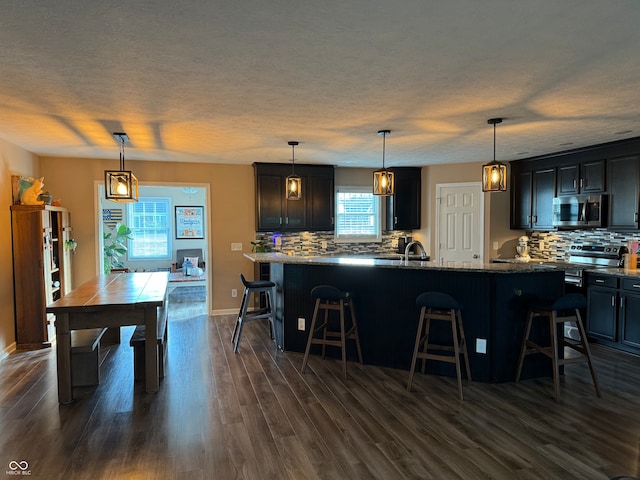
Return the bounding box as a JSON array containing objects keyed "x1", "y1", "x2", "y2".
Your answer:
[{"x1": 473, "y1": 254, "x2": 479, "y2": 258}]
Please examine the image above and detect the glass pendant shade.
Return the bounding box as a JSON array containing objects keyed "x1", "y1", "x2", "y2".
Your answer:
[
  {"x1": 105, "y1": 170, "x2": 139, "y2": 201},
  {"x1": 481, "y1": 161, "x2": 507, "y2": 192},
  {"x1": 373, "y1": 169, "x2": 394, "y2": 196},
  {"x1": 105, "y1": 132, "x2": 139, "y2": 202},
  {"x1": 373, "y1": 129, "x2": 394, "y2": 196},
  {"x1": 482, "y1": 118, "x2": 507, "y2": 192},
  {"x1": 286, "y1": 174, "x2": 302, "y2": 200},
  {"x1": 286, "y1": 141, "x2": 301, "y2": 200}
]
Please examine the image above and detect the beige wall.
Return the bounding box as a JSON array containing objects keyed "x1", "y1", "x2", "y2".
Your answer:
[
  {"x1": 415, "y1": 162, "x2": 518, "y2": 261},
  {"x1": 1, "y1": 139, "x2": 39, "y2": 357}
]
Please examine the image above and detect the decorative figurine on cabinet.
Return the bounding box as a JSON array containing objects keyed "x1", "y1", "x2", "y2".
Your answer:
[{"x1": 19, "y1": 177, "x2": 45, "y2": 205}]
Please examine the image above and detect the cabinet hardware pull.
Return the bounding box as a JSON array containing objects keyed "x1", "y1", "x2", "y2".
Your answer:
[
  {"x1": 612, "y1": 297, "x2": 615, "y2": 307},
  {"x1": 596, "y1": 279, "x2": 604, "y2": 283},
  {"x1": 633, "y1": 284, "x2": 640, "y2": 289},
  {"x1": 580, "y1": 178, "x2": 584, "y2": 188},
  {"x1": 573, "y1": 179, "x2": 577, "y2": 189}
]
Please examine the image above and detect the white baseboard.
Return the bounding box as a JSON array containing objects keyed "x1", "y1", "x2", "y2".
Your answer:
[
  {"x1": 0, "y1": 342, "x2": 16, "y2": 361},
  {"x1": 211, "y1": 308, "x2": 238, "y2": 316}
]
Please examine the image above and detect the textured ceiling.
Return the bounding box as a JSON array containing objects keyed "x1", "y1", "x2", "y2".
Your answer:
[{"x1": 1, "y1": 0, "x2": 640, "y2": 168}]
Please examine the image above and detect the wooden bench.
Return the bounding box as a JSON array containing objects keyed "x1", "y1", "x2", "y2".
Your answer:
[
  {"x1": 129, "y1": 304, "x2": 168, "y2": 381},
  {"x1": 71, "y1": 328, "x2": 108, "y2": 387}
]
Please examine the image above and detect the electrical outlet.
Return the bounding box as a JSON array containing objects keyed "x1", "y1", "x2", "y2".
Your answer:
[
  {"x1": 231, "y1": 289, "x2": 238, "y2": 298},
  {"x1": 231, "y1": 242, "x2": 242, "y2": 251},
  {"x1": 493, "y1": 241, "x2": 499, "y2": 250},
  {"x1": 297, "y1": 317, "x2": 305, "y2": 331},
  {"x1": 476, "y1": 338, "x2": 487, "y2": 354}
]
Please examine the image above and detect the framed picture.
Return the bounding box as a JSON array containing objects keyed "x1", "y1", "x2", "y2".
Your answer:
[{"x1": 175, "y1": 206, "x2": 204, "y2": 239}]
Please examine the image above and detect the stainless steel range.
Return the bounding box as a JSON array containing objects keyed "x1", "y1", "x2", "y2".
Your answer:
[{"x1": 565, "y1": 243, "x2": 624, "y2": 288}]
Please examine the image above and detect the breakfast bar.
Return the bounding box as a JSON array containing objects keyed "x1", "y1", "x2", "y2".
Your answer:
[
  {"x1": 47, "y1": 271, "x2": 169, "y2": 404},
  {"x1": 246, "y1": 253, "x2": 565, "y2": 383}
]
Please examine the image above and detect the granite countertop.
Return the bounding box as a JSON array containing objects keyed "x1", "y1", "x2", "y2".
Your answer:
[{"x1": 244, "y1": 253, "x2": 568, "y2": 273}]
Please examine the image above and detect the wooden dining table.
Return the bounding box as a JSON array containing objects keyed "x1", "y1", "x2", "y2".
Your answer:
[{"x1": 46, "y1": 271, "x2": 169, "y2": 404}]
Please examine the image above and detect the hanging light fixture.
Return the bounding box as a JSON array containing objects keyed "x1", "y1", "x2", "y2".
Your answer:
[
  {"x1": 482, "y1": 118, "x2": 507, "y2": 192},
  {"x1": 286, "y1": 141, "x2": 301, "y2": 200},
  {"x1": 105, "y1": 132, "x2": 139, "y2": 202},
  {"x1": 373, "y1": 129, "x2": 394, "y2": 196}
]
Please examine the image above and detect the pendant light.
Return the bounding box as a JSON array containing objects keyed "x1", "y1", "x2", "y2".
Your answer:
[
  {"x1": 482, "y1": 118, "x2": 507, "y2": 192},
  {"x1": 105, "y1": 132, "x2": 139, "y2": 202},
  {"x1": 286, "y1": 141, "x2": 301, "y2": 200},
  {"x1": 373, "y1": 129, "x2": 394, "y2": 196}
]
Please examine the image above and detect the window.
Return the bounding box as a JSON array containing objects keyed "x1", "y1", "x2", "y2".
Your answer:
[
  {"x1": 335, "y1": 186, "x2": 382, "y2": 243},
  {"x1": 127, "y1": 197, "x2": 172, "y2": 260}
]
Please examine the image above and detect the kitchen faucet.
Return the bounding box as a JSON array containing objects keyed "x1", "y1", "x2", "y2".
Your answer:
[{"x1": 404, "y1": 240, "x2": 428, "y2": 262}]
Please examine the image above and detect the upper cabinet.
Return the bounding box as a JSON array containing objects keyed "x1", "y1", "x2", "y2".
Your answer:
[
  {"x1": 386, "y1": 167, "x2": 421, "y2": 230},
  {"x1": 557, "y1": 159, "x2": 605, "y2": 195},
  {"x1": 254, "y1": 163, "x2": 335, "y2": 232},
  {"x1": 511, "y1": 137, "x2": 640, "y2": 231},
  {"x1": 511, "y1": 166, "x2": 556, "y2": 230},
  {"x1": 607, "y1": 155, "x2": 640, "y2": 230}
]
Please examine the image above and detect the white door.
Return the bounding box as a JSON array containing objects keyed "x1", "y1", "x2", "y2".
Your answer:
[{"x1": 436, "y1": 182, "x2": 484, "y2": 265}]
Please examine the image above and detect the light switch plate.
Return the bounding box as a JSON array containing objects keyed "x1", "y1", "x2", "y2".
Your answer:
[
  {"x1": 231, "y1": 242, "x2": 242, "y2": 251},
  {"x1": 476, "y1": 338, "x2": 487, "y2": 354}
]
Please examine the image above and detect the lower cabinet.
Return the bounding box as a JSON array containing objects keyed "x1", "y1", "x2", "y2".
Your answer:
[
  {"x1": 620, "y1": 278, "x2": 640, "y2": 349},
  {"x1": 587, "y1": 272, "x2": 640, "y2": 354}
]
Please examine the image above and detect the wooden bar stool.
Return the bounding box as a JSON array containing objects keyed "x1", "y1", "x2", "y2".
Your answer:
[
  {"x1": 301, "y1": 285, "x2": 363, "y2": 378},
  {"x1": 231, "y1": 274, "x2": 275, "y2": 353},
  {"x1": 515, "y1": 293, "x2": 600, "y2": 402},
  {"x1": 407, "y1": 292, "x2": 472, "y2": 400}
]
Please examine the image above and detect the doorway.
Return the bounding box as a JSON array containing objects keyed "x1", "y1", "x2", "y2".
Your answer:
[
  {"x1": 435, "y1": 182, "x2": 484, "y2": 265},
  {"x1": 95, "y1": 182, "x2": 211, "y2": 315}
]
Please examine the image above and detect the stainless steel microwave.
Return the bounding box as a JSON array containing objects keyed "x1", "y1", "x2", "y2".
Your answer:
[{"x1": 552, "y1": 194, "x2": 607, "y2": 228}]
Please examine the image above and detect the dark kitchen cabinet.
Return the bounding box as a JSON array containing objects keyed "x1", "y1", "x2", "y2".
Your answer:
[
  {"x1": 511, "y1": 170, "x2": 532, "y2": 229},
  {"x1": 386, "y1": 167, "x2": 421, "y2": 230},
  {"x1": 607, "y1": 155, "x2": 640, "y2": 230},
  {"x1": 254, "y1": 163, "x2": 334, "y2": 232},
  {"x1": 511, "y1": 167, "x2": 555, "y2": 230},
  {"x1": 587, "y1": 274, "x2": 618, "y2": 341},
  {"x1": 586, "y1": 273, "x2": 640, "y2": 355},
  {"x1": 620, "y1": 278, "x2": 640, "y2": 349},
  {"x1": 557, "y1": 159, "x2": 605, "y2": 195}
]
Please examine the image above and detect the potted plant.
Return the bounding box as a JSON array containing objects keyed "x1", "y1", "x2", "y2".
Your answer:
[{"x1": 103, "y1": 223, "x2": 133, "y2": 273}]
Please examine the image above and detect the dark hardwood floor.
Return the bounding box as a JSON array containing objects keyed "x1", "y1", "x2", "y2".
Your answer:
[{"x1": 1, "y1": 309, "x2": 639, "y2": 479}]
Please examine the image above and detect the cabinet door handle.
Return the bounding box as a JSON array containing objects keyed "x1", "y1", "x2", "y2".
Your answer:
[
  {"x1": 635, "y1": 213, "x2": 638, "y2": 223},
  {"x1": 533, "y1": 215, "x2": 538, "y2": 223},
  {"x1": 580, "y1": 178, "x2": 584, "y2": 188},
  {"x1": 394, "y1": 216, "x2": 398, "y2": 224},
  {"x1": 621, "y1": 296, "x2": 625, "y2": 310},
  {"x1": 595, "y1": 279, "x2": 605, "y2": 283},
  {"x1": 633, "y1": 284, "x2": 640, "y2": 289},
  {"x1": 574, "y1": 179, "x2": 577, "y2": 189},
  {"x1": 611, "y1": 296, "x2": 616, "y2": 307},
  {"x1": 279, "y1": 217, "x2": 283, "y2": 225}
]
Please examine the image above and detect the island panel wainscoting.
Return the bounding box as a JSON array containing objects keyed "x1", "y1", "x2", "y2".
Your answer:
[{"x1": 246, "y1": 253, "x2": 566, "y2": 383}]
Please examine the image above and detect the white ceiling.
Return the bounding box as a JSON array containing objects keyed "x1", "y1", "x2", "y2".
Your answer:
[{"x1": 1, "y1": 0, "x2": 640, "y2": 168}]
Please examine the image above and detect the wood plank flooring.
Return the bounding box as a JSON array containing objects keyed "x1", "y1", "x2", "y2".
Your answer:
[{"x1": 1, "y1": 311, "x2": 640, "y2": 479}]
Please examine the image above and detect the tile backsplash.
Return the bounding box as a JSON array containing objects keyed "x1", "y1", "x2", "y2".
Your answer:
[
  {"x1": 254, "y1": 230, "x2": 415, "y2": 256},
  {"x1": 527, "y1": 229, "x2": 640, "y2": 261}
]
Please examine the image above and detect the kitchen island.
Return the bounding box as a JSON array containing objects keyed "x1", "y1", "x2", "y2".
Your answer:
[{"x1": 245, "y1": 253, "x2": 566, "y2": 383}]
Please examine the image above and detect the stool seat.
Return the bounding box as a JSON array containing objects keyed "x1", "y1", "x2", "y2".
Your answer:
[
  {"x1": 231, "y1": 273, "x2": 275, "y2": 353},
  {"x1": 416, "y1": 292, "x2": 461, "y2": 310},
  {"x1": 312, "y1": 285, "x2": 351, "y2": 301},
  {"x1": 301, "y1": 285, "x2": 362, "y2": 378},
  {"x1": 242, "y1": 276, "x2": 276, "y2": 290},
  {"x1": 408, "y1": 292, "x2": 471, "y2": 400},
  {"x1": 515, "y1": 293, "x2": 600, "y2": 402}
]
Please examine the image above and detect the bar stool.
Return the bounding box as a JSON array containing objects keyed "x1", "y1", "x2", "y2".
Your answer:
[
  {"x1": 407, "y1": 292, "x2": 472, "y2": 400},
  {"x1": 301, "y1": 285, "x2": 363, "y2": 378},
  {"x1": 231, "y1": 274, "x2": 275, "y2": 353},
  {"x1": 515, "y1": 293, "x2": 600, "y2": 402}
]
